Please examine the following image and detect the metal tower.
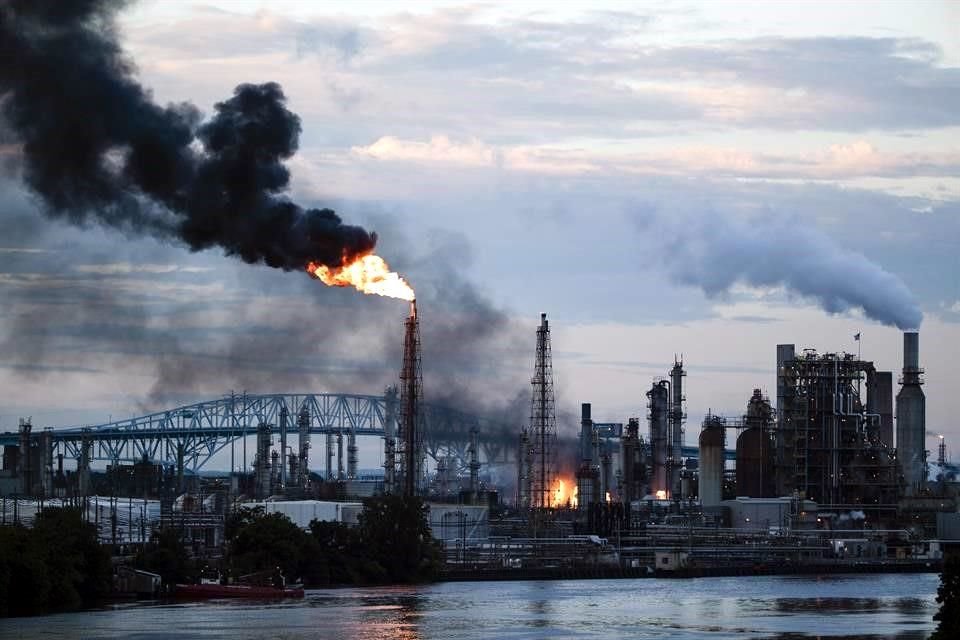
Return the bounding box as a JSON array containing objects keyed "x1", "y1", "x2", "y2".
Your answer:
[
  {"x1": 398, "y1": 300, "x2": 424, "y2": 496},
  {"x1": 529, "y1": 313, "x2": 557, "y2": 509},
  {"x1": 668, "y1": 357, "x2": 686, "y2": 498}
]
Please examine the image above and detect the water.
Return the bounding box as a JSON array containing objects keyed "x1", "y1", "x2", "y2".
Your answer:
[{"x1": 0, "y1": 574, "x2": 939, "y2": 639}]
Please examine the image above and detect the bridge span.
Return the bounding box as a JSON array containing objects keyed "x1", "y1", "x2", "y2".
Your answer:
[{"x1": 1, "y1": 393, "x2": 734, "y2": 476}]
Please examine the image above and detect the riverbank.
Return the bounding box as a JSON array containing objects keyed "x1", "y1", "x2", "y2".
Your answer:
[{"x1": 440, "y1": 560, "x2": 942, "y2": 582}]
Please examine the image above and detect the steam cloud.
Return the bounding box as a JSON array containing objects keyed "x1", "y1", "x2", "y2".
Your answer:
[
  {"x1": 0, "y1": 1, "x2": 375, "y2": 270},
  {"x1": 642, "y1": 209, "x2": 923, "y2": 330}
]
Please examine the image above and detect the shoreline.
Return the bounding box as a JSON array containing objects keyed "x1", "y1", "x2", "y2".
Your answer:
[{"x1": 439, "y1": 560, "x2": 942, "y2": 582}]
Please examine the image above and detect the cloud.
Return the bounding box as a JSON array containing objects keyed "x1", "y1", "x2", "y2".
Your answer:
[
  {"x1": 72, "y1": 263, "x2": 215, "y2": 275},
  {"x1": 349, "y1": 135, "x2": 960, "y2": 180},
  {"x1": 123, "y1": 6, "x2": 960, "y2": 139},
  {"x1": 352, "y1": 135, "x2": 497, "y2": 166}
]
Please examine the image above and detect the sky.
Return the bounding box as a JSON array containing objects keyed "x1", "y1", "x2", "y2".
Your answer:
[{"x1": 0, "y1": 1, "x2": 958, "y2": 470}]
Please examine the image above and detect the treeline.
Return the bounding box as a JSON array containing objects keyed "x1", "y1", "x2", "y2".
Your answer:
[
  {"x1": 0, "y1": 495, "x2": 442, "y2": 617},
  {"x1": 224, "y1": 495, "x2": 442, "y2": 586},
  {"x1": 0, "y1": 508, "x2": 112, "y2": 617}
]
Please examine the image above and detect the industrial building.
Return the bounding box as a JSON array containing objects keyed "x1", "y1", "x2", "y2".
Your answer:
[{"x1": 2, "y1": 309, "x2": 957, "y2": 576}]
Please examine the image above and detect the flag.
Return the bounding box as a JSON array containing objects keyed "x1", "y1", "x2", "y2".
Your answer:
[{"x1": 854, "y1": 332, "x2": 861, "y2": 341}]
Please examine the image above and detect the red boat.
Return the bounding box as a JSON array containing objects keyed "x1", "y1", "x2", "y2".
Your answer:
[{"x1": 175, "y1": 583, "x2": 304, "y2": 599}]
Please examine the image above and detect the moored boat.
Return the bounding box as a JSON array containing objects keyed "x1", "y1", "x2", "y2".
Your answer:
[{"x1": 175, "y1": 583, "x2": 304, "y2": 599}]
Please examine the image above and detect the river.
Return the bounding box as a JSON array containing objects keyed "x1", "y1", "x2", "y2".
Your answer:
[{"x1": 0, "y1": 573, "x2": 940, "y2": 639}]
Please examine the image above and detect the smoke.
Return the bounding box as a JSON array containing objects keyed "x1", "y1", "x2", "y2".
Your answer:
[
  {"x1": 0, "y1": 0, "x2": 374, "y2": 271},
  {"x1": 637, "y1": 208, "x2": 923, "y2": 330}
]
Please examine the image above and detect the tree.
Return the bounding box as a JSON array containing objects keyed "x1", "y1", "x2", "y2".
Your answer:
[
  {"x1": 357, "y1": 495, "x2": 442, "y2": 583},
  {"x1": 0, "y1": 507, "x2": 111, "y2": 618},
  {"x1": 226, "y1": 508, "x2": 308, "y2": 582},
  {"x1": 135, "y1": 527, "x2": 192, "y2": 591},
  {"x1": 931, "y1": 556, "x2": 960, "y2": 640}
]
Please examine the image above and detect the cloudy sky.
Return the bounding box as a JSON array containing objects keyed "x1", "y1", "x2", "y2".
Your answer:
[{"x1": 1, "y1": 1, "x2": 958, "y2": 468}]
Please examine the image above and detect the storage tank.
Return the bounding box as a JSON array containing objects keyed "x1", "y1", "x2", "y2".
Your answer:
[{"x1": 699, "y1": 415, "x2": 725, "y2": 506}]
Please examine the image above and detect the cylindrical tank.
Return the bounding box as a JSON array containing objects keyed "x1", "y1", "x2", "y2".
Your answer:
[
  {"x1": 736, "y1": 428, "x2": 770, "y2": 497},
  {"x1": 699, "y1": 416, "x2": 724, "y2": 506}
]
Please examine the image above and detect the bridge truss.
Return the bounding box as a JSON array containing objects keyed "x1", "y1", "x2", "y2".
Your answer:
[{"x1": 0, "y1": 393, "x2": 517, "y2": 473}]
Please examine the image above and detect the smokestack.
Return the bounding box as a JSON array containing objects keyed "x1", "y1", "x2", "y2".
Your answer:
[
  {"x1": 896, "y1": 331, "x2": 926, "y2": 496},
  {"x1": 576, "y1": 402, "x2": 597, "y2": 512},
  {"x1": 399, "y1": 300, "x2": 423, "y2": 497},
  {"x1": 580, "y1": 403, "x2": 592, "y2": 463},
  {"x1": 904, "y1": 332, "x2": 919, "y2": 372}
]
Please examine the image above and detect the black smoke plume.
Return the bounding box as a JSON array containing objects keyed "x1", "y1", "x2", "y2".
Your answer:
[{"x1": 0, "y1": 0, "x2": 375, "y2": 270}]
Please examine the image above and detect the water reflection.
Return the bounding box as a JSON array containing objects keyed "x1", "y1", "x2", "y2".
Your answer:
[{"x1": 0, "y1": 574, "x2": 938, "y2": 640}]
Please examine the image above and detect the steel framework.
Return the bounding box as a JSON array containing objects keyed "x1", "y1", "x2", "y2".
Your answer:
[{"x1": 0, "y1": 393, "x2": 518, "y2": 474}]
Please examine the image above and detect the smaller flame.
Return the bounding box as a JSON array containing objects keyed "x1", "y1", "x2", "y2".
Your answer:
[
  {"x1": 551, "y1": 477, "x2": 578, "y2": 508},
  {"x1": 655, "y1": 489, "x2": 667, "y2": 500},
  {"x1": 307, "y1": 252, "x2": 414, "y2": 301}
]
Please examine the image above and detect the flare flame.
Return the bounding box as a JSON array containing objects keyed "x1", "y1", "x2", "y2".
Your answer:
[{"x1": 307, "y1": 252, "x2": 415, "y2": 301}]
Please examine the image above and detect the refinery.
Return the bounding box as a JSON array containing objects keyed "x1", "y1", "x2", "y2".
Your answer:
[{"x1": 1, "y1": 304, "x2": 957, "y2": 581}]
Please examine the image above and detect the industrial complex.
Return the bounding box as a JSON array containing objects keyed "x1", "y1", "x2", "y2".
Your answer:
[{"x1": 1, "y1": 307, "x2": 958, "y2": 578}]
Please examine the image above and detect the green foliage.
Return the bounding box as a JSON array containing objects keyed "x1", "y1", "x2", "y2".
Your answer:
[
  {"x1": 0, "y1": 507, "x2": 111, "y2": 618},
  {"x1": 357, "y1": 495, "x2": 442, "y2": 584},
  {"x1": 134, "y1": 527, "x2": 192, "y2": 591},
  {"x1": 222, "y1": 497, "x2": 441, "y2": 588},
  {"x1": 229, "y1": 510, "x2": 304, "y2": 579},
  {"x1": 931, "y1": 556, "x2": 960, "y2": 640}
]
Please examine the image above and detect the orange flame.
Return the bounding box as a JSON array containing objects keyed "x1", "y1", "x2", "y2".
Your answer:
[
  {"x1": 551, "y1": 476, "x2": 578, "y2": 508},
  {"x1": 307, "y1": 252, "x2": 414, "y2": 301}
]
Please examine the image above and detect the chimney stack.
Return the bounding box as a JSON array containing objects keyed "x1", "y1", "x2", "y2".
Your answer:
[{"x1": 896, "y1": 331, "x2": 926, "y2": 496}]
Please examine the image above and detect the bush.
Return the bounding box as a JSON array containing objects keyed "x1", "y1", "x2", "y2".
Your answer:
[
  {"x1": 931, "y1": 556, "x2": 960, "y2": 640},
  {"x1": 0, "y1": 507, "x2": 111, "y2": 618}
]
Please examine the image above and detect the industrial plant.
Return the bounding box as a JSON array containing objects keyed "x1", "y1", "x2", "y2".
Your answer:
[{"x1": 1, "y1": 308, "x2": 958, "y2": 580}]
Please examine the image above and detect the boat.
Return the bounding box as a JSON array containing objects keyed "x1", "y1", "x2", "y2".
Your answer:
[
  {"x1": 174, "y1": 582, "x2": 304, "y2": 599},
  {"x1": 176, "y1": 570, "x2": 304, "y2": 599}
]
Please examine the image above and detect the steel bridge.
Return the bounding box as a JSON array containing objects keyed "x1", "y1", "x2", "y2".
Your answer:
[
  {"x1": 0, "y1": 393, "x2": 520, "y2": 473},
  {"x1": 0, "y1": 393, "x2": 735, "y2": 475}
]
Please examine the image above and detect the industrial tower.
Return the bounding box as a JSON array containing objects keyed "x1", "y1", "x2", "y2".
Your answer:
[
  {"x1": 896, "y1": 331, "x2": 926, "y2": 496},
  {"x1": 398, "y1": 300, "x2": 424, "y2": 497},
  {"x1": 529, "y1": 313, "x2": 557, "y2": 509}
]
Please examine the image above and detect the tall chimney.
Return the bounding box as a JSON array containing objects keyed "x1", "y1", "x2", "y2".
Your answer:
[{"x1": 896, "y1": 331, "x2": 926, "y2": 496}]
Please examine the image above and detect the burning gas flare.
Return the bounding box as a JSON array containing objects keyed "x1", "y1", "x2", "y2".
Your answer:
[
  {"x1": 307, "y1": 252, "x2": 414, "y2": 301},
  {"x1": 551, "y1": 477, "x2": 578, "y2": 508}
]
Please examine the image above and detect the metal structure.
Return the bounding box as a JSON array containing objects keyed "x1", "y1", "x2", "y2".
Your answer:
[
  {"x1": 517, "y1": 428, "x2": 533, "y2": 507},
  {"x1": 398, "y1": 300, "x2": 424, "y2": 496},
  {"x1": 647, "y1": 380, "x2": 670, "y2": 497},
  {"x1": 619, "y1": 417, "x2": 647, "y2": 504},
  {"x1": 669, "y1": 358, "x2": 686, "y2": 498},
  {"x1": 735, "y1": 389, "x2": 775, "y2": 498},
  {"x1": 1, "y1": 392, "x2": 519, "y2": 492},
  {"x1": 698, "y1": 413, "x2": 725, "y2": 507},
  {"x1": 575, "y1": 403, "x2": 599, "y2": 511},
  {"x1": 896, "y1": 331, "x2": 926, "y2": 496},
  {"x1": 775, "y1": 346, "x2": 901, "y2": 511},
  {"x1": 528, "y1": 313, "x2": 557, "y2": 509}
]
